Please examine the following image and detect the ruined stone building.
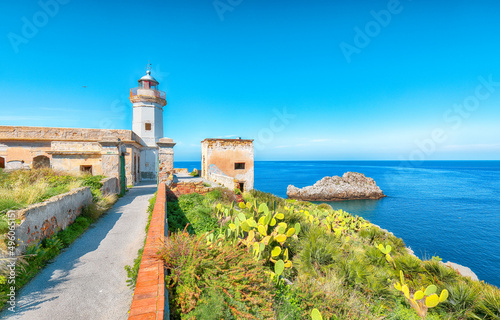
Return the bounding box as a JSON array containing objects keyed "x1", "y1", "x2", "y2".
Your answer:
[
  {"x1": 201, "y1": 138, "x2": 254, "y2": 191},
  {"x1": 0, "y1": 70, "x2": 175, "y2": 190}
]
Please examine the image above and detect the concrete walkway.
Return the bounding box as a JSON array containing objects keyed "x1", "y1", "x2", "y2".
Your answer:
[{"x1": 1, "y1": 182, "x2": 157, "y2": 320}]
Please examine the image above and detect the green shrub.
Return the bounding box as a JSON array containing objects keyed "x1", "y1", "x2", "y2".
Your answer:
[
  {"x1": 248, "y1": 189, "x2": 285, "y2": 207},
  {"x1": 359, "y1": 226, "x2": 387, "y2": 245},
  {"x1": 394, "y1": 254, "x2": 424, "y2": 278},
  {"x1": 296, "y1": 226, "x2": 340, "y2": 277},
  {"x1": 204, "y1": 187, "x2": 236, "y2": 205},
  {"x1": 80, "y1": 174, "x2": 104, "y2": 191},
  {"x1": 365, "y1": 245, "x2": 386, "y2": 267},
  {"x1": 441, "y1": 280, "x2": 479, "y2": 317},
  {"x1": 274, "y1": 279, "x2": 303, "y2": 320},
  {"x1": 0, "y1": 199, "x2": 22, "y2": 215},
  {"x1": 423, "y1": 260, "x2": 460, "y2": 286},
  {"x1": 160, "y1": 231, "x2": 274, "y2": 319},
  {"x1": 189, "y1": 169, "x2": 199, "y2": 177},
  {"x1": 57, "y1": 216, "x2": 92, "y2": 246},
  {"x1": 317, "y1": 203, "x2": 332, "y2": 210},
  {"x1": 167, "y1": 193, "x2": 219, "y2": 235},
  {"x1": 475, "y1": 285, "x2": 500, "y2": 320}
]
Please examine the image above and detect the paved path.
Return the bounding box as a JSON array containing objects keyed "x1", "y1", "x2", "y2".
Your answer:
[{"x1": 1, "y1": 182, "x2": 156, "y2": 320}]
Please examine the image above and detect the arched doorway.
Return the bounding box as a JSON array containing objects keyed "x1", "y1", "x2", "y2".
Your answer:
[
  {"x1": 0, "y1": 157, "x2": 5, "y2": 169},
  {"x1": 33, "y1": 155, "x2": 50, "y2": 169}
]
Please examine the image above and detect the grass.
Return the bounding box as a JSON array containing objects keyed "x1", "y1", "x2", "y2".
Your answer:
[
  {"x1": 0, "y1": 168, "x2": 117, "y2": 311},
  {"x1": 0, "y1": 168, "x2": 105, "y2": 216},
  {"x1": 159, "y1": 188, "x2": 500, "y2": 319},
  {"x1": 167, "y1": 189, "x2": 235, "y2": 235}
]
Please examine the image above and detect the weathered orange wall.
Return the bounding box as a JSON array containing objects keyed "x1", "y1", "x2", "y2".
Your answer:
[{"x1": 207, "y1": 148, "x2": 254, "y2": 178}]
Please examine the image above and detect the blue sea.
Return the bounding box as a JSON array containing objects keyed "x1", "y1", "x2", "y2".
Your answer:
[{"x1": 175, "y1": 160, "x2": 500, "y2": 288}]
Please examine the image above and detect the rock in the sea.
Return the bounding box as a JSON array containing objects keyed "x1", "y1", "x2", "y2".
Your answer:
[{"x1": 287, "y1": 172, "x2": 386, "y2": 201}]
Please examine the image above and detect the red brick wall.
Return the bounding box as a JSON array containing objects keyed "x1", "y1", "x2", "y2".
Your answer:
[{"x1": 128, "y1": 183, "x2": 167, "y2": 320}]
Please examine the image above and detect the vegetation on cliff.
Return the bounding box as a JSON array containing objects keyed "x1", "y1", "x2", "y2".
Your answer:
[{"x1": 162, "y1": 188, "x2": 500, "y2": 319}]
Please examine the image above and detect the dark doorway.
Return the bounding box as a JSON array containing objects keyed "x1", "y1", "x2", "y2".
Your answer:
[
  {"x1": 120, "y1": 153, "x2": 126, "y2": 196},
  {"x1": 239, "y1": 182, "x2": 245, "y2": 192},
  {"x1": 33, "y1": 155, "x2": 50, "y2": 169},
  {"x1": 80, "y1": 165, "x2": 92, "y2": 174},
  {"x1": 0, "y1": 157, "x2": 4, "y2": 169}
]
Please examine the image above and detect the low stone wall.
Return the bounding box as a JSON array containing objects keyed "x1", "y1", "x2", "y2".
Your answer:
[
  {"x1": 208, "y1": 172, "x2": 235, "y2": 190},
  {"x1": 128, "y1": 183, "x2": 168, "y2": 320},
  {"x1": 170, "y1": 181, "x2": 213, "y2": 197},
  {"x1": 100, "y1": 177, "x2": 119, "y2": 196},
  {"x1": 13, "y1": 187, "x2": 93, "y2": 254}
]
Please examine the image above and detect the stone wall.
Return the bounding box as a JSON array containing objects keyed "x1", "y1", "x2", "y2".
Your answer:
[
  {"x1": 13, "y1": 187, "x2": 93, "y2": 254},
  {"x1": 170, "y1": 181, "x2": 213, "y2": 197},
  {"x1": 100, "y1": 177, "x2": 119, "y2": 196},
  {"x1": 0, "y1": 126, "x2": 142, "y2": 145},
  {"x1": 51, "y1": 141, "x2": 102, "y2": 152},
  {"x1": 158, "y1": 138, "x2": 176, "y2": 184},
  {"x1": 207, "y1": 172, "x2": 236, "y2": 190},
  {"x1": 51, "y1": 154, "x2": 103, "y2": 175}
]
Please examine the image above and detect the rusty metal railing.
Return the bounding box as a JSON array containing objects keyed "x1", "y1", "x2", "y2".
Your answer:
[{"x1": 130, "y1": 87, "x2": 166, "y2": 100}]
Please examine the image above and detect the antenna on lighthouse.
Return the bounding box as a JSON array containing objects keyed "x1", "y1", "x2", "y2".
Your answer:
[{"x1": 146, "y1": 60, "x2": 152, "y2": 73}]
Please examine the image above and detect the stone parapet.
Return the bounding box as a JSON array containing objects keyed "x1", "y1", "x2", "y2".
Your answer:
[
  {"x1": 100, "y1": 177, "x2": 119, "y2": 196},
  {"x1": 157, "y1": 138, "x2": 175, "y2": 184},
  {"x1": 13, "y1": 187, "x2": 93, "y2": 255}
]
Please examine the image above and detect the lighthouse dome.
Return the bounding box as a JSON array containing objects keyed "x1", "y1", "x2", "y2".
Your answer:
[{"x1": 139, "y1": 70, "x2": 158, "y2": 84}]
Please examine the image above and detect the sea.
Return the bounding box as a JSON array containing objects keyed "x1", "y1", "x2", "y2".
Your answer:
[{"x1": 174, "y1": 160, "x2": 500, "y2": 288}]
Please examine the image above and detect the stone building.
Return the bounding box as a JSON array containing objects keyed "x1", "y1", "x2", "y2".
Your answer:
[
  {"x1": 201, "y1": 138, "x2": 254, "y2": 191},
  {"x1": 0, "y1": 69, "x2": 175, "y2": 190}
]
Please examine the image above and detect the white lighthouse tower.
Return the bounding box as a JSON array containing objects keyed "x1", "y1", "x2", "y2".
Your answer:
[{"x1": 129, "y1": 67, "x2": 167, "y2": 180}]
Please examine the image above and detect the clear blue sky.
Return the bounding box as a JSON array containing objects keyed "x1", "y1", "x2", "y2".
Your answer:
[{"x1": 1, "y1": 0, "x2": 499, "y2": 161}]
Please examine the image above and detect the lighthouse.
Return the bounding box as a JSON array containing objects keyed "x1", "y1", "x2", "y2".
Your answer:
[{"x1": 130, "y1": 68, "x2": 167, "y2": 180}]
